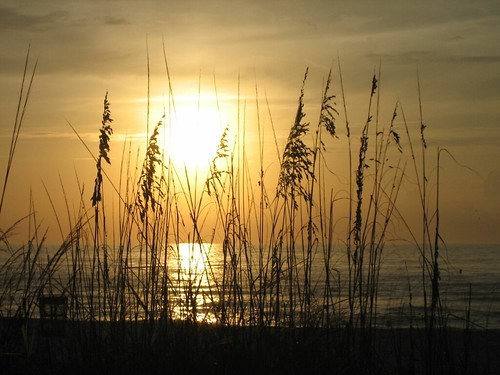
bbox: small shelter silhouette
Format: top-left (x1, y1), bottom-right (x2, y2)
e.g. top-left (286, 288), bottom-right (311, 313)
top-left (38, 294), bottom-right (68, 337)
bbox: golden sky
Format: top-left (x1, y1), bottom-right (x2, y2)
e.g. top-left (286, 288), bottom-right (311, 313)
top-left (1, 0), bottom-right (499, 244)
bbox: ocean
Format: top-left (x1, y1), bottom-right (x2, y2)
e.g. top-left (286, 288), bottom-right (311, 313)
top-left (1, 242), bottom-right (499, 329)
top-left (373, 243), bottom-right (500, 329)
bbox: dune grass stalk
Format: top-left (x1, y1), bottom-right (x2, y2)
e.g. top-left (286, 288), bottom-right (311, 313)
top-left (349, 74), bottom-right (377, 330)
top-left (0, 46), bottom-right (37, 217)
top-left (89, 92), bottom-right (113, 321)
top-left (295, 68), bottom-right (336, 327)
top-left (276, 69), bottom-right (313, 327)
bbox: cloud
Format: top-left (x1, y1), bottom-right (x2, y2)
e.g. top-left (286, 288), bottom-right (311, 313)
top-left (0, 6), bottom-right (66, 32)
top-left (451, 55), bottom-right (500, 64)
top-left (101, 15), bottom-right (130, 26)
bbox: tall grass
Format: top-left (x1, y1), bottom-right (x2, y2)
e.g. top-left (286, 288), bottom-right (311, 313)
top-left (0, 54), bottom-right (481, 374)
top-left (0, 46), bottom-right (37, 217)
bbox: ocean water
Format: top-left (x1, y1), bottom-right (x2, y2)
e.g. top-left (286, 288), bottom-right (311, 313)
top-left (374, 243), bottom-right (500, 328)
top-left (1, 242), bottom-right (499, 329)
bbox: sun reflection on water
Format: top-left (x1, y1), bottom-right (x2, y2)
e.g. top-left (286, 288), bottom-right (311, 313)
top-left (177, 242), bottom-right (208, 275)
top-left (168, 242), bottom-right (220, 323)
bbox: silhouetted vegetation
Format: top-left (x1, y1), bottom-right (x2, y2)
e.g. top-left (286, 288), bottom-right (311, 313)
top-left (1, 51), bottom-right (499, 374)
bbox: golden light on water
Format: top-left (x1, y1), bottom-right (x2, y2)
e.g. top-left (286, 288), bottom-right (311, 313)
top-left (176, 242), bottom-right (209, 275)
top-left (169, 242), bottom-right (220, 323)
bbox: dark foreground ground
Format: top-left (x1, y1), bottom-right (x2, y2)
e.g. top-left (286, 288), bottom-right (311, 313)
top-left (1, 317), bottom-right (499, 374)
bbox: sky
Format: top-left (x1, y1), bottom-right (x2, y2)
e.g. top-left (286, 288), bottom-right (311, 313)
top-left (0, 0), bottom-right (499, 245)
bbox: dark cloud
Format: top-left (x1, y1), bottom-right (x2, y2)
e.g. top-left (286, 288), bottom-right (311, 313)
top-left (101, 15), bottom-right (130, 26)
top-left (451, 55), bottom-right (500, 63)
top-left (365, 51), bottom-right (500, 66)
top-left (0, 6), bottom-right (66, 32)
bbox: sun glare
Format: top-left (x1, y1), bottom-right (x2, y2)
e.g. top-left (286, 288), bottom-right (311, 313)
top-left (163, 97), bottom-right (227, 170)
top-left (176, 242), bottom-right (209, 274)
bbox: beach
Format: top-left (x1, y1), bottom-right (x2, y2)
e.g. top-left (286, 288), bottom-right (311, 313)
top-left (2, 317), bottom-right (500, 374)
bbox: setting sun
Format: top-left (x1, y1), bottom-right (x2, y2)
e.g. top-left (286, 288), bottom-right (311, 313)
top-left (162, 95), bottom-right (229, 170)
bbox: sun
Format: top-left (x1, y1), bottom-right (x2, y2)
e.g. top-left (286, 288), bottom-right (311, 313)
top-left (163, 96), bottom-right (227, 171)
